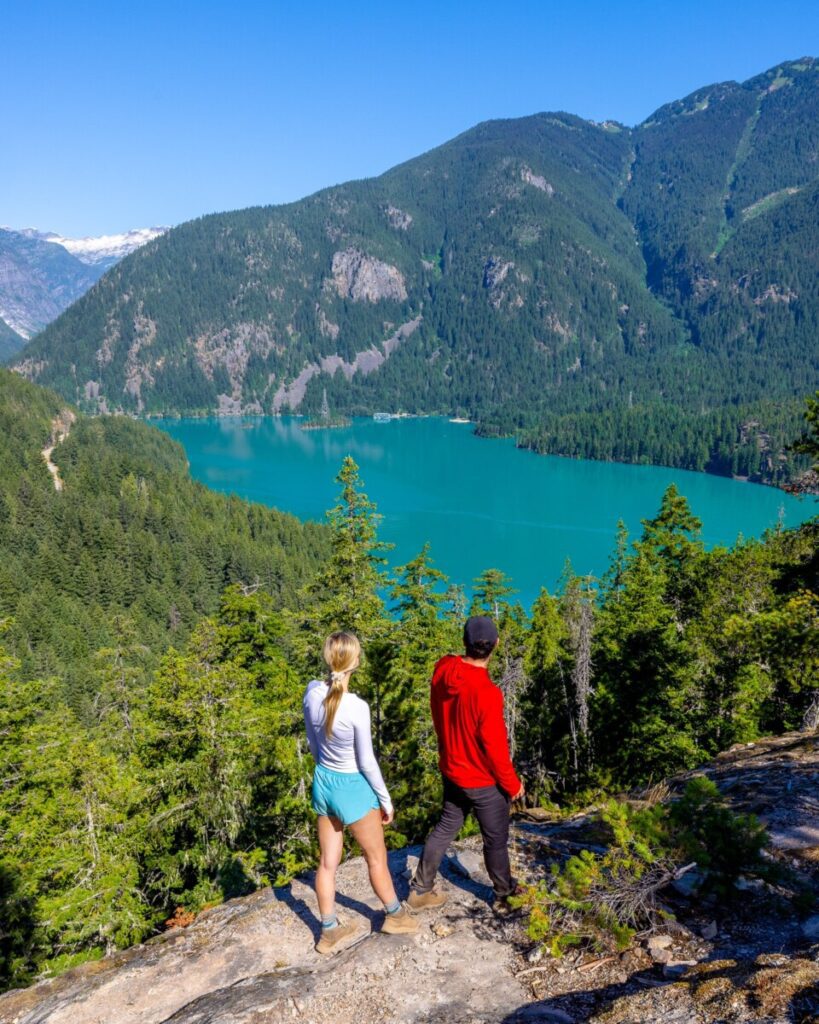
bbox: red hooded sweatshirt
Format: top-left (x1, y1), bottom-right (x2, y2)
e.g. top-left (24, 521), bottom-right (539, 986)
top-left (430, 654), bottom-right (521, 797)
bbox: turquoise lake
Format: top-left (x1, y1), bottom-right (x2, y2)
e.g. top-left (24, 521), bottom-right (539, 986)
top-left (155, 416), bottom-right (816, 610)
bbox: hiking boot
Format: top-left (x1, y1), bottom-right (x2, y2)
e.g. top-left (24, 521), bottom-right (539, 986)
top-left (316, 919), bottom-right (360, 954)
top-left (493, 884), bottom-right (526, 918)
top-left (381, 905), bottom-right (419, 935)
top-left (407, 888), bottom-right (448, 911)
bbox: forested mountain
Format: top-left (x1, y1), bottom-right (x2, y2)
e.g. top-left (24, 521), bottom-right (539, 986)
top-left (0, 318), bottom-right (23, 362)
top-left (13, 58), bottom-right (819, 484)
top-left (0, 369), bottom-right (328, 710)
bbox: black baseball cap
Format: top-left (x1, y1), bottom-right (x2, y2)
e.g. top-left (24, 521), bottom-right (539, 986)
top-left (463, 615), bottom-right (499, 647)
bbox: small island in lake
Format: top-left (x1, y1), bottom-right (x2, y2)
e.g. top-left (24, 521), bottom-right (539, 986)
top-left (299, 388), bottom-right (352, 430)
top-left (299, 415), bottom-right (351, 431)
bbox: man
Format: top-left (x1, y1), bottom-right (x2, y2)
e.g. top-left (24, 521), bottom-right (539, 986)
top-left (408, 615), bottom-right (524, 910)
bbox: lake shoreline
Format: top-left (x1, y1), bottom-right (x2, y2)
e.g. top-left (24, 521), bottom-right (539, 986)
top-left (152, 415), bottom-right (814, 611)
top-left (141, 410), bottom-right (815, 495)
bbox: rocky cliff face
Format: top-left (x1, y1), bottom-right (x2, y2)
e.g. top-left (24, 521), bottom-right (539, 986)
top-left (0, 229), bottom-right (100, 341)
top-left (329, 248), bottom-right (408, 303)
top-left (1, 733), bottom-right (817, 1024)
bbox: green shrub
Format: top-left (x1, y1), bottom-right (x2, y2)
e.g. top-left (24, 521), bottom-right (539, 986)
top-left (513, 799), bottom-right (674, 955)
top-left (515, 779), bottom-right (771, 956)
top-left (669, 776), bottom-right (769, 895)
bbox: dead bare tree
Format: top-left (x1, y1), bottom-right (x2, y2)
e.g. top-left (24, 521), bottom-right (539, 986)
top-left (562, 576), bottom-right (596, 770)
top-left (802, 690), bottom-right (819, 732)
top-left (500, 655), bottom-right (530, 759)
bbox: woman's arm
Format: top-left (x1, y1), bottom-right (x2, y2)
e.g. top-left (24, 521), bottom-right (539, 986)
top-left (303, 692), bottom-right (321, 762)
top-left (352, 699), bottom-right (393, 814)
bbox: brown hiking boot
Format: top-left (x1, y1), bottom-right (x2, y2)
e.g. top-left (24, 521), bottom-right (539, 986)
top-left (381, 905), bottom-right (419, 935)
top-left (493, 884), bottom-right (526, 918)
top-left (316, 918), bottom-right (360, 954)
top-left (407, 888), bottom-right (448, 911)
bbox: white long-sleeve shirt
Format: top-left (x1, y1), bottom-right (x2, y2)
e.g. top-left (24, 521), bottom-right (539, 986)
top-left (303, 679), bottom-right (392, 813)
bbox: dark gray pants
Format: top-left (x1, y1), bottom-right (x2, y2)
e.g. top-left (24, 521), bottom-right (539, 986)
top-left (412, 777), bottom-right (515, 896)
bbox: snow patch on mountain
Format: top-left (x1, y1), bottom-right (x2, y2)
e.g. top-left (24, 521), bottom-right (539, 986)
top-left (6, 226), bottom-right (168, 268)
top-left (41, 227), bottom-right (168, 266)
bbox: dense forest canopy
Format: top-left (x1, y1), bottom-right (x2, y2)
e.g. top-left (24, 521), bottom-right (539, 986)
top-left (0, 319), bottom-right (23, 363)
top-left (0, 370), bottom-right (329, 711)
top-left (0, 369), bottom-right (816, 989)
top-left (12, 58), bottom-right (819, 486)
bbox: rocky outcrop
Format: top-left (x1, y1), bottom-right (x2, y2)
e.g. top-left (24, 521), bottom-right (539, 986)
top-left (194, 322), bottom-right (279, 412)
top-left (329, 248), bottom-right (407, 303)
top-left (3, 733), bottom-right (817, 1024)
top-left (507, 733), bottom-right (819, 1024)
top-left (484, 257), bottom-right (522, 309)
top-left (520, 167), bottom-right (554, 196)
top-left (124, 315), bottom-right (158, 410)
top-left (271, 363), bottom-right (320, 413)
top-left (753, 284), bottom-right (798, 305)
top-left (384, 206), bottom-right (413, 230)
top-left (0, 842), bottom-right (528, 1024)
top-left (483, 257), bottom-right (514, 292)
top-left (315, 305), bottom-right (340, 340)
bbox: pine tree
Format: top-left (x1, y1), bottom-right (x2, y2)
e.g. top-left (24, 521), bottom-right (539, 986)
top-left (291, 457), bottom-right (393, 750)
top-left (380, 545), bottom-right (459, 839)
top-left (560, 573), bottom-right (596, 773)
top-left (300, 457), bottom-right (391, 649)
top-left (470, 567), bottom-right (517, 619)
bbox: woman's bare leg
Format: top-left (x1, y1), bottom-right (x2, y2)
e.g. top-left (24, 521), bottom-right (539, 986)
top-left (315, 815), bottom-right (344, 918)
top-left (348, 808), bottom-right (397, 907)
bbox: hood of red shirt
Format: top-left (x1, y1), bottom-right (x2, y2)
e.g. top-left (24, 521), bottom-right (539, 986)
top-left (433, 654), bottom-right (475, 695)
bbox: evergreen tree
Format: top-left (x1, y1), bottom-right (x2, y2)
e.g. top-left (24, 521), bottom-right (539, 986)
top-left (380, 545), bottom-right (459, 839)
top-left (292, 457), bottom-right (393, 750)
top-left (522, 588), bottom-right (569, 797)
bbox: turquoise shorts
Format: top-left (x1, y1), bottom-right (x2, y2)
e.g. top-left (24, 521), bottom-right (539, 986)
top-left (312, 764), bottom-right (380, 825)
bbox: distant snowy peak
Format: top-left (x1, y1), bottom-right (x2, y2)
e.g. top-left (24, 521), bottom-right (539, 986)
top-left (42, 227), bottom-right (168, 266)
top-left (0, 225), bottom-right (168, 342)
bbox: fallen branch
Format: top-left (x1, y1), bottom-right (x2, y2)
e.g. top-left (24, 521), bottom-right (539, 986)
top-left (515, 965), bottom-right (555, 977)
top-left (578, 955), bottom-right (617, 973)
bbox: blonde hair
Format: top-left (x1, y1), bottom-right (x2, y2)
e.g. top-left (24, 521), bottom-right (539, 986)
top-left (322, 631), bottom-right (361, 738)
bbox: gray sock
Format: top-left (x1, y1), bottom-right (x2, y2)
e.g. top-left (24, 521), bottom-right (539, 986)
top-left (384, 898), bottom-right (401, 915)
top-left (321, 914), bottom-right (339, 930)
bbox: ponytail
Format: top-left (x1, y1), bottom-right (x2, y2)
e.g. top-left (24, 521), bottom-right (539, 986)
top-left (322, 632), bottom-right (361, 738)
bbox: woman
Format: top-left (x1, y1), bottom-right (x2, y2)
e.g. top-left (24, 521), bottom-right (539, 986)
top-left (303, 631), bottom-right (418, 953)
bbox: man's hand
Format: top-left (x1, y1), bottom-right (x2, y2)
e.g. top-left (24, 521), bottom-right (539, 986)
top-left (381, 806), bottom-right (395, 826)
top-left (511, 784), bottom-right (525, 803)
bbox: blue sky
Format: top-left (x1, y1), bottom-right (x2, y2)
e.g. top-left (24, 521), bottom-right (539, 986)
top-left (3, 0), bottom-right (818, 235)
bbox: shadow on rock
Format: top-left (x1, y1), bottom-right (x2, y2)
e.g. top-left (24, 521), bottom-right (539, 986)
top-left (500, 949), bottom-right (819, 1024)
top-left (272, 876), bottom-right (381, 943)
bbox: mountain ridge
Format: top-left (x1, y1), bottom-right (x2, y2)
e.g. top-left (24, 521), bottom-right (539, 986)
top-left (12, 58), bottom-right (819, 485)
top-left (14, 227), bottom-right (168, 268)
